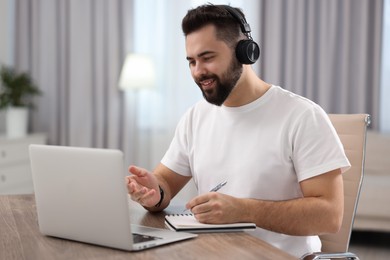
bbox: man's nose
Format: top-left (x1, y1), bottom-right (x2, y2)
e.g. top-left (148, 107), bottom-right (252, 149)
top-left (192, 62), bottom-right (206, 79)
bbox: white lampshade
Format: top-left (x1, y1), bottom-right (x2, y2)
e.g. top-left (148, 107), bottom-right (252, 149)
top-left (118, 54), bottom-right (156, 90)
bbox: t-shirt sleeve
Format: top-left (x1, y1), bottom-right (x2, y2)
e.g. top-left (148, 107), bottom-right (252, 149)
top-left (291, 106), bottom-right (351, 182)
top-left (161, 110), bottom-right (192, 177)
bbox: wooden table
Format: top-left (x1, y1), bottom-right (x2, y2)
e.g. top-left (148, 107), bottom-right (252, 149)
top-left (0, 195), bottom-right (297, 260)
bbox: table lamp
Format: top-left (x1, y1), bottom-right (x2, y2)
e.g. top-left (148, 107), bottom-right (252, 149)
top-left (118, 53), bottom-right (156, 165)
top-left (118, 53), bottom-right (156, 90)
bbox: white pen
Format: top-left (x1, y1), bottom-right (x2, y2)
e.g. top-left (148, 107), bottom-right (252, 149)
top-left (182, 181), bottom-right (228, 213)
top-left (209, 180), bottom-right (228, 192)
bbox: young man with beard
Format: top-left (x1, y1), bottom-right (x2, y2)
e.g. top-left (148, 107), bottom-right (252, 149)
top-left (126, 4), bottom-right (350, 257)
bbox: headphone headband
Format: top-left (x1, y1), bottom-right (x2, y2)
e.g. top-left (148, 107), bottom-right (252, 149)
top-left (221, 5), bottom-right (252, 37)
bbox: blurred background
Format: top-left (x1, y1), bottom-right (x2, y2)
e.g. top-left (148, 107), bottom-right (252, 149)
top-left (0, 0), bottom-right (387, 170)
top-left (1, 1), bottom-right (389, 258)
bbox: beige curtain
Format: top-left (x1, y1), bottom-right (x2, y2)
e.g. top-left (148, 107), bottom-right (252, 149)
top-left (257, 0), bottom-right (383, 129)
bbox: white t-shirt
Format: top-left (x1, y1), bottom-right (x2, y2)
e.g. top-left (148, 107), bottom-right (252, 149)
top-left (161, 85), bottom-right (350, 257)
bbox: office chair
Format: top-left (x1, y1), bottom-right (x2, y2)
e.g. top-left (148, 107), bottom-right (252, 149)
top-left (301, 114), bottom-right (370, 260)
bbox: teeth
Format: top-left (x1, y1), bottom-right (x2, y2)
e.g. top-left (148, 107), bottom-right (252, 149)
top-left (202, 79), bottom-right (213, 86)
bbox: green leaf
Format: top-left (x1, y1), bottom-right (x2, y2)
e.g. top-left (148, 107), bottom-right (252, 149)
top-left (0, 65), bottom-right (42, 109)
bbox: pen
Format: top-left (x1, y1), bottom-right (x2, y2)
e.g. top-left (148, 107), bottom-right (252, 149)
top-left (182, 181), bottom-right (228, 213)
top-left (209, 180), bottom-right (228, 192)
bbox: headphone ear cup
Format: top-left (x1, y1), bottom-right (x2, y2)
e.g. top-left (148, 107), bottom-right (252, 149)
top-left (235, 40), bottom-right (260, 64)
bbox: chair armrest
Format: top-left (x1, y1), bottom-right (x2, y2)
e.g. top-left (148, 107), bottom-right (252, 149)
top-left (301, 251), bottom-right (360, 260)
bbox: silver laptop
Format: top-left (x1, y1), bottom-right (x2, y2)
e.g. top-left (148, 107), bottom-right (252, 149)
top-left (29, 144), bottom-right (197, 251)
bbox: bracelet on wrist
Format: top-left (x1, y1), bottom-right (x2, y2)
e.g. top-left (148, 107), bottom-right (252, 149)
top-left (154, 185), bottom-right (164, 208)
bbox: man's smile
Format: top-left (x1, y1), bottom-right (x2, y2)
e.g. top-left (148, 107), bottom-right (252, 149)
top-left (199, 78), bottom-right (216, 91)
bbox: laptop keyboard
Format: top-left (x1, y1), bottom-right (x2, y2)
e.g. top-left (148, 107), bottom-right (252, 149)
top-left (132, 233), bottom-right (162, 243)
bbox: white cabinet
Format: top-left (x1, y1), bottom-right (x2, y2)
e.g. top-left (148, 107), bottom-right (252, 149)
top-left (0, 133), bottom-right (47, 194)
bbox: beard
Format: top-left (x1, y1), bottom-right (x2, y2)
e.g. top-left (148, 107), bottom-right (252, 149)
top-left (195, 58), bottom-right (243, 106)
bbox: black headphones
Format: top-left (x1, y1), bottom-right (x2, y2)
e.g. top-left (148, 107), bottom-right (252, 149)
top-left (221, 5), bottom-right (260, 65)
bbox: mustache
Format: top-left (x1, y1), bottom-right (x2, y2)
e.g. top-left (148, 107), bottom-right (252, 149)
top-left (195, 74), bottom-right (217, 84)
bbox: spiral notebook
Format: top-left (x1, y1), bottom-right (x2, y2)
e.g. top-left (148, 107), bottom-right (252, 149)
top-left (165, 213), bottom-right (256, 233)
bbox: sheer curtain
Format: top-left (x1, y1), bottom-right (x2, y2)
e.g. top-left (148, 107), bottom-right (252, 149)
top-left (257, 0), bottom-right (383, 129)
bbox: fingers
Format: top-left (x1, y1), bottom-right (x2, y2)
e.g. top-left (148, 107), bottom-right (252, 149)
top-left (127, 178), bottom-right (149, 197)
top-left (186, 193), bottom-right (232, 224)
top-left (186, 192), bottom-right (218, 214)
top-left (126, 166), bottom-right (152, 192)
top-left (128, 165), bottom-right (147, 177)
top-left (125, 165), bottom-right (160, 207)
top-left (128, 180), bottom-right (157, 206)
top-left (127, 179), bottom-right (144, 194)
top-left (126, 173), bottom-right (158, 207)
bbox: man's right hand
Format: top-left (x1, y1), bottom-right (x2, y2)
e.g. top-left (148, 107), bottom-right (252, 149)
top-left (125, 165), bottom-right (160, 207)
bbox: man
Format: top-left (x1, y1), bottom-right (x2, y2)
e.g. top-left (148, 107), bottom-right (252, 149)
top-left (126, 4), bottom-right (350, 257)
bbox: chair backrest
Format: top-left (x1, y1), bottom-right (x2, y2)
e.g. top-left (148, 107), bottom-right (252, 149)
top-left (319, 114), bottom-right (370, 252)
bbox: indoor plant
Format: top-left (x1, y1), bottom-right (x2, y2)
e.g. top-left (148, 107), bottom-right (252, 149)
top-left (0, 65), bottom-right (41, 138)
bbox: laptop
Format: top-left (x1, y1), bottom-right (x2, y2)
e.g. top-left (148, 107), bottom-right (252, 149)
top-left (29, 144), bottom-right (197, 251)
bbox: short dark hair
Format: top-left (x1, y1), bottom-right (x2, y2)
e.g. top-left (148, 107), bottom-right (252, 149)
top-left (181, 4), bottom-right (245, 49)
